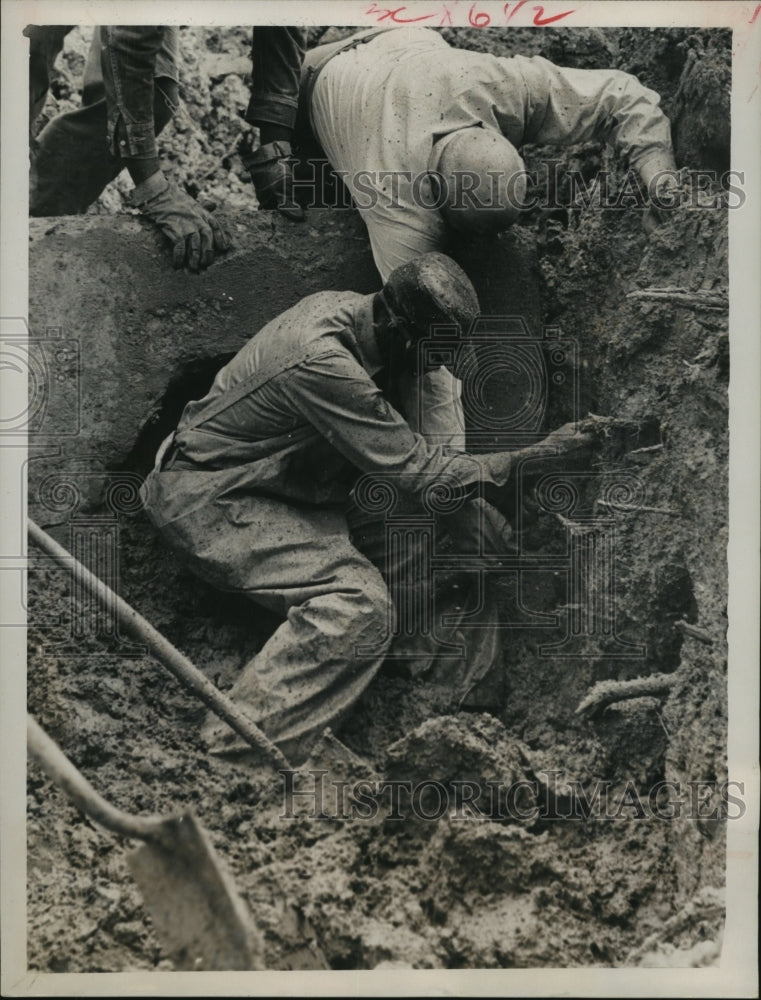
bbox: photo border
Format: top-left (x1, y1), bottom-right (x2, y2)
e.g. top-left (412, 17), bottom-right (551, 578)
top-left (2, 2), bottom-right (758, 996)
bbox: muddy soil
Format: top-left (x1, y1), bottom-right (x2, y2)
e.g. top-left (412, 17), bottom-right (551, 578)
top-left (27, 25), bottom-right (730, 972)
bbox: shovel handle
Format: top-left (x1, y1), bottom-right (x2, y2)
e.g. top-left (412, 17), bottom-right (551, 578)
top-left (28, 519), bottom-right (290, 771)
top-left (28, 715), bottom-right (165, 841)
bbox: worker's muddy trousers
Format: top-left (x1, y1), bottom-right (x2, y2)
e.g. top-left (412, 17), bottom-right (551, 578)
top-left (152, 493), bottom-right (394, 763)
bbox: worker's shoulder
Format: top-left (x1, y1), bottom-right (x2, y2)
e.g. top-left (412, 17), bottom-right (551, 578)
top-left (514, 50), bottom-right (642, 83)
top-left (272, 288), bottom-right (368, 329)
top-left (287, 288), bottom-right (368, 312)
top-left (256, 288), bottom-right (372, 354)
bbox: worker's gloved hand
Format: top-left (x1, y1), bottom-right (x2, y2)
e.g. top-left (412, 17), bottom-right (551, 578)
top-left (440, 497), bottom-right (513, 557)
top-left (133, 170), bottom-right (232, 271)
top-left (239, 133), bottom-right (304, 221)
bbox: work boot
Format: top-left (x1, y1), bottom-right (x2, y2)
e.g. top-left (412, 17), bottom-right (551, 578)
top-left (239, 134), bottom-right (304, 221)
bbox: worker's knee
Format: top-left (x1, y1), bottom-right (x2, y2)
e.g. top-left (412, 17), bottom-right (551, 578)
top-left (355, 567), bottom-right (390, 613)
top-left (355, 574), bottom-right (394, 655)
top-left (341, 564), bottom-right (392, 635)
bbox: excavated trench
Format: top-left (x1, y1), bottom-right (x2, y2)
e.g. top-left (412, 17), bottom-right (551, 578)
top-left (26, 25), bottom-right (730, 972)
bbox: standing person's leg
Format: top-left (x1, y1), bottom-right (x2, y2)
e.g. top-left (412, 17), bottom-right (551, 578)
top-left (241, 27), bottom-right (307, 219)
top-left (30, 28), bottom-right (179, 216)
top-left (80, 28), bottom-right (105, 105)
top-left (157, 494), bottom-right (393, 763)
top-left (26, 25), bottom-right (74, 130)
top-left (30, 31), bottom-right (117, 215)
top-left (247, 27), bottom-right (306, 140)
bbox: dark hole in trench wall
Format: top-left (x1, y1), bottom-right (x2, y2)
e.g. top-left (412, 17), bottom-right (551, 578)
top-left (122, 353), bottom-right (236, 476)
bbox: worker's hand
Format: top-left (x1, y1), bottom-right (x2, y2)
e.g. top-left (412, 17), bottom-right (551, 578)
top-left (643, 170), bottom-right (687, 233)
top-left (441, 497), bottom-right (513, 556)
top-left (239, 134), bottom-right (304, 221)
top-left (524, 420), bottom-right (596, 460)
top-left (481, 420), bottom-right (596, 486)
top-left (133, 170), bottom-right (232, 271)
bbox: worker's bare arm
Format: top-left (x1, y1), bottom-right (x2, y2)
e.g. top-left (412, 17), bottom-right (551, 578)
top-left (480, 420), bottom-right (596, 484)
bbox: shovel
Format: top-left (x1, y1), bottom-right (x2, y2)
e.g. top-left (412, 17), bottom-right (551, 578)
top-left (27, 518), bottom-right (290, 771)
top-left (27, 714), bottom-right (264, 971)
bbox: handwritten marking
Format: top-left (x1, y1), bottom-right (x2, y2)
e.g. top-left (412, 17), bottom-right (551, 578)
top-left (469, 3), bottom-right (491, 26)
top-left (365, 1), bottom-right (577, 27)
top-left (438, 3), bottom-right (454, 25)
top-left (365, 3), bottom-right (437, 23)
top-left (505, 0), bottom-right (529, 18)
top-left (532, 5), bottom-right (576, 25)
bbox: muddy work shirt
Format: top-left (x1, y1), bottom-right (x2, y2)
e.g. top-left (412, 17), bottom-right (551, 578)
top-left (308, 27), bottom-right (677, 279)
top-left (144, 290), bottom-right (495, 528)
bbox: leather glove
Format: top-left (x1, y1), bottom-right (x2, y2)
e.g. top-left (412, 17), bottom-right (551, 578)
top-left (133, 170), bottom-right (232, 271)
top-left (239, 134), bottom-right (304, 221)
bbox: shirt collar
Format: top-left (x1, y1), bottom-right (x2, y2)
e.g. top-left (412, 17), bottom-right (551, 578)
top-left (352, 294), bottom-right (384, 376)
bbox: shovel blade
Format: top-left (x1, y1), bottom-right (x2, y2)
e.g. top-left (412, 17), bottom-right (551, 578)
top-left (127, 812), bottom-right (263, 971)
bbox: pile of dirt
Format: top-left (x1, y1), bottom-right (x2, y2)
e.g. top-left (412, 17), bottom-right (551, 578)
top-left (26, 25), bottom-right (730, 971)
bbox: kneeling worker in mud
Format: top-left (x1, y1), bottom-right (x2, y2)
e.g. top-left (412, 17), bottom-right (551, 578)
top-left (141, 252), bottom-right (592, 764)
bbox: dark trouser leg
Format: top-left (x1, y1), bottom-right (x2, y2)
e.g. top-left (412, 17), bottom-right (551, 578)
top-left (241, 27), bottom-right (308, 217)
top-left (27, 25), bottom-right (74, 129)
top-left (30, 73), bottom-right (177, 216)
top-left (246, 27), bottom-right (307, 140)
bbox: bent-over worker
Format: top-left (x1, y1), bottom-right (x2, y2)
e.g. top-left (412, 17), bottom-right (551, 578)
top-left (297, 27), bottom-right (679, 278)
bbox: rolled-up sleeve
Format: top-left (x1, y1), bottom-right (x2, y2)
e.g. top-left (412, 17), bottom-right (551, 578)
top-left (516, 55), bottom-right (676, 178)
top-left (101, 25), bottom-right (165, 158)
top-left (280, 351), bottom-right (500, 493)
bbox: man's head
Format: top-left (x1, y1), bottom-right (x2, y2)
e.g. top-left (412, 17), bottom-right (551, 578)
top-left (429, 127), bottom-right (527, 235)
top-left (375, 252), bottom-right (479, 376)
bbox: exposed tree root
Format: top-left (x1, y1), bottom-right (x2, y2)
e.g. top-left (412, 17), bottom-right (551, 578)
top-left (575, 673), bottom-right (677, 716)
